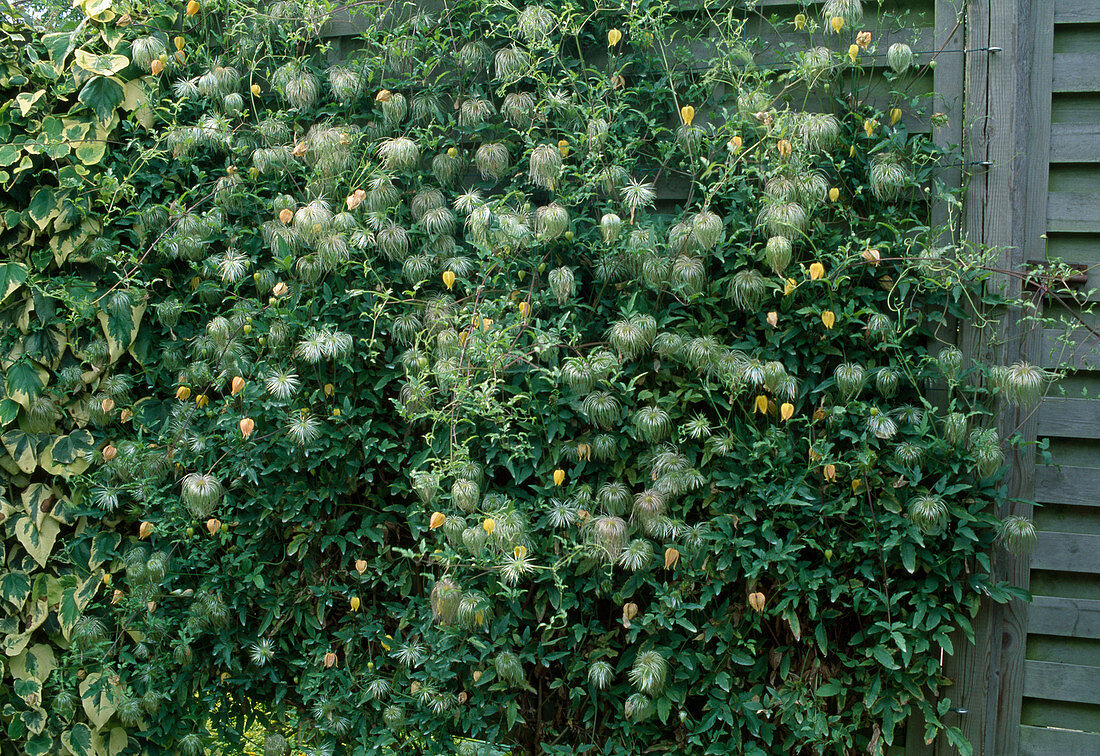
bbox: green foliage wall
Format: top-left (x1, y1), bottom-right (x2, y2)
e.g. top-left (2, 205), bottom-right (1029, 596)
top-left (0, 0), bottom-right (1046, 754)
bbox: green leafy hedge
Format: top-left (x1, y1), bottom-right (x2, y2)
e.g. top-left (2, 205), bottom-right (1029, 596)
top-left (0, 0), bottom-right (1044, 754)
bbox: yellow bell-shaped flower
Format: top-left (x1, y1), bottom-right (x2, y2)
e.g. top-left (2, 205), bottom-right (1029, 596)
top-left (607, 28), bottom-right (622, 47)
top-left (680, 105), bottom-right (695, 126)
top-left (442, 270), bottom-right (455, 290)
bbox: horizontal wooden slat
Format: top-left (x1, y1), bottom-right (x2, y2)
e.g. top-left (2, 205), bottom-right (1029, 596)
top-left (1032, 531), bottom-right (1100, 573)
top-left (1040, 328), bottom-right (1100, 369)
top-left (1035, 465), bottom-right (1100, 506)
top-left (1055, 0), bottom-right (1100, 24)
top-left (1048, 192), bottom-right (1100, 233)
top-left (1038, 398), bottom-right (1100, 439)
top-left (1053, 54), bottom-right (1100, 93)
top-left (1050, 123), bottom-right (1100, 164)
top-left (1024, 660), bottom-right (1100, 704)
top-left (1020, 725), bottom-right (1100, 756)
top-left (1029, 596), bottom-right (1100, 639)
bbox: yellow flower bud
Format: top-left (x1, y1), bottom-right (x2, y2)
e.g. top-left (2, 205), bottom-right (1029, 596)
top-left (518, 301), bottom-right (530, 319)
top-left (809, 262), bottom-right (825, 280)
top-left (664, 547), bottom-right (680, 570)
top-left (195, 394), bottom-right (209, 408)
top-left (829, 187), bottom-right (840, 202)
top-left (272, 282), bottom-right (288, 296)
top-left (748, 591), bottom-right (766, 612)
top-left (174, 36), bottom-right (185, 51)
top-left (848, 44), bottom-right (859, 62)
top-left (443, 270), bottom-right (455, 290)
top-left (728, 135), bottom-right (743, 153)
top-left (251, 83), bottom-right (261, 96)
top-left (794, 13), bottom-right (806, 30)
top-left (780, 403), bottom-right (794, 421)
top-left (830, 16), bottom-right (845, 33)
top-left (239, 417), bottom-right (255, 438)
top-left (176, 385), bottom-right (191, 401)
top-left (553, 469), bottom-right (565, 486)
top-left (824, 463), bottom-right (837, 481)
top-left (150, 59), bottom-right (164, 75)
top-left (430, 512), bottom-right (446, 530)
top-left (186, 0), bottom-right (200, 16)
top-left (350, 596), bottom-right (361, 612)
top-left (680, 105), bottom-right (695, 126)
top-left (766, 311), bottom-right (778, 328)
top-left (231, 376), bottom-right (245, 396)
top-left (864, 119), bottom-right (878, 138)
top-left (821, 310), bottom-right (836, 329)
top-left (776, 139), bottom-right (792, 158)
top-left (607, 28), bottom-right (622, 47)
top-left (206, 518), bottom-right (221, 535)
top-left (447, 146), bottom-right (458, 158)
top-left (101, 397), bottom-right (115, 413)
top-left (482, 517), bottom-right (495, 535)
top-left (355, 559), bottom-right (367, 574)
top-left (890, 107), bottom-right (903, 126)
top-left (754, 395), bottom-right (769, 414)
top-left (783, 278), bottom-right (797, 296)
top-left (139, 521), bottom-right (154, 539)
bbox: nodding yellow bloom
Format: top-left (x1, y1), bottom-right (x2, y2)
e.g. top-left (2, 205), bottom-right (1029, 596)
top-left (553, 468), bottom-right (565, 486)
top-left (824, 463), bottom-right (837, 482)
top-left (558, 139), bottom-right (570, 158)
top-left (830, 16), bottom-right (845, 33)
top-left (174, 36), bottom-right (185, 51)
top-left (809, 262), bottom-right (825, 280)
top-left (186, 0), bottom-right (200, 16)
top-left (829, 187), bottom-right (840, 202)
top-left (821, 310), bottom-right (836, 329)
top-left (766, 311), bottom-right (778, 328)
top-left (754, 395), bottom-right (769, 414)
top-left (783, 278), bottom-right (797, 296)
top-left (176, 385), bottom-right (192, 401)
top-left (447, 146), bottom-right (459, 158)
top-left (794, 13), bottom-right (806, 29)
top-left (239, 417), bottom-right (255, 438)
top-left (848, 44), bottom-right (859, 62)
top-left (518, 301), bottom-right (530, 319)
top-left (429, 512), bottom-right (446, 530)
top-left (513, 545), bottom-right (527, 559)
top-left (324, 383), bottom-right (335, 396)
top-left (728, 135), bottom-right (743, 152)
top-left (864, 119), bottom-right (878, 138)
top-left (862, 248), bottom-right (881, 265)
top-left (483, 517), bottom-right (495, 535)
top-left (442, 270), bottom-right (455, 290)
top-left (776, 139), bottom-right (792, 158)
top-left (139, 521), bottom-right (154, 539)
top-left (780, 403), bottom-right (794, 421)
top-left (849, 145), bottom-right (856, 158)
top-left (278, 208), bottom-right (293, 224)
top-left (375, 89), bottom-right (392, 102)
top-left (150, 59), bottom-right (164, 75)
top-left (890, 107), bottom-right (903, 126)
top-left (664, 547), bottom-right (680, 570)
top-left (481, 318), bottom-right (493, 331)
top-left (607, 28), bottom-right (622, 47)
top-left (458, 331), bottom-right (468, 347)
top-left (748, 591), bottom-right (766, 612)
top-left (250, 83), bottom-right (261, 96)
top-left (272, 282), bottom-right (288, 296)
top-left (355, 559), bottom-right (368, 574)
top-left (195, 394), bottom-right (209, 408)
top-left (231, 376), bottom-right (245, 396)
top-left (350, 596), bottom-right (360, 612)
top-left (680, 105), bottom-right (695, 126)
top-left (381, 635), bottom-right (392, 651)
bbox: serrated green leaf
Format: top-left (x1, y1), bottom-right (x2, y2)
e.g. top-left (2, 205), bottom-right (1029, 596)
top-left (901, 542), bottom-right (916, 574)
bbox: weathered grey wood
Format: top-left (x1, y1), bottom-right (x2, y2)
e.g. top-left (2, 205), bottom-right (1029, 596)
top-left (1052, 53), bottom-right (1100, 92)
top-left (1053, 0), bottom-right (1100, 24)
top-left (1034, 465), bottom-right (1100, 506)
top-left (1028, 596), bottom-right (1100, 639)
top-left (1031, 531), bottom-right (1100, 573)
top-left (1050, 123), bottom-right (1100, 164)
top-left (1037, 397), bottom-right (1100, 439)
top-left (1039, 328), bottom-right (1100, 370)
top-left (1023, 660), bottom-right (1100, 704)
top-left (1047, 192), bottom-right (1100, 233)
top-left (1020, 725), bottom-right (1100, 755)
